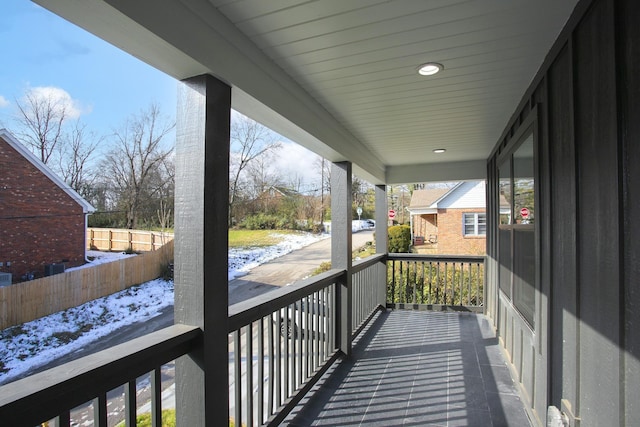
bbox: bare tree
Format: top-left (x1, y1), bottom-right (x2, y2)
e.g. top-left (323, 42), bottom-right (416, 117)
top-left (13, 87), bottom-right (101, 200)
top-left (229, 114), bottom-right (281, 226)
top-left (14, 88), bottom-right (69, 164)
top-left (314, 157), bottom-right (331, 226)
top-left (287, 172), bottom-right (305, 193)
top-left (247, 155), bottom-right (282, 205)
top-left (102, 104), bottom-right (175, 229)
top-left (57, 121), bottom-right (101, 197)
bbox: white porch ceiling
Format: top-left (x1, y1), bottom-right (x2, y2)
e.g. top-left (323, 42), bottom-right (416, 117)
top-left (36, 0), bottom-right (578, 184)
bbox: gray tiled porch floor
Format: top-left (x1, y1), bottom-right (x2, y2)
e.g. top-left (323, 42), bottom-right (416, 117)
top-left (283, 310), bottom-right (532, 427)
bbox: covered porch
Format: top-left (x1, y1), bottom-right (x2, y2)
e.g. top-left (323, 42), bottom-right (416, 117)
top-left (2, 0), bottom-right (640, 425)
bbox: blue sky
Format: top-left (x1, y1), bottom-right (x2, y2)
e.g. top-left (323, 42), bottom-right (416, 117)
top-left (0, 1), bottom-right (324, 189)
top-left (0, 1), bottom-right (177, 139)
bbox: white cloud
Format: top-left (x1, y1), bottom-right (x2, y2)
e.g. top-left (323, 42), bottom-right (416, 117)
top-left (0, 95), bottom-right (9, 108)
top-left (23, 86), bottom-right (85, 119)
top-left (269, 141), bottom-right (323, 191)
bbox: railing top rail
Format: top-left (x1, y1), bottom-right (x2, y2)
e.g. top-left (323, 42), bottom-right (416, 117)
top-left (228, 268), bottom-right (346, 332)
top-left (0, 324), bottom-right (200, 427)
top-left (387, 253), bottom-right (486, 263)
top-left (352, 253), bottom-right (386, 274)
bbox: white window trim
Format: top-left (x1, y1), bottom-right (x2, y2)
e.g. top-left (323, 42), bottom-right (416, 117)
top-left (463, 212), bottom-right (486, 236)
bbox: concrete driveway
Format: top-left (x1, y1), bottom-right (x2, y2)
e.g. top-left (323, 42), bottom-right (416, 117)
top-left (229, 230), bottom-right (374, 304)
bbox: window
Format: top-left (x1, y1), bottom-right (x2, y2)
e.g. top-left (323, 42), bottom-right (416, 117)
top-left (497, 128), bottom-right (536, 327)
top-left (463, 213), bottom-right (486, 236)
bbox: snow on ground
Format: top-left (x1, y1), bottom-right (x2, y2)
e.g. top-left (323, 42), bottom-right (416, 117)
top-left (228, 232), bottom-right (327, 280)
top-left (0, 279), bottom-right (173, 385)
top-left (0, 231), bottom-right (327, 385)
top-left (72, 250), bottom-right (138, 270)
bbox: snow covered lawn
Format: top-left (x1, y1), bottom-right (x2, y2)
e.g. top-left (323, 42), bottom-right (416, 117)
top-left (0, 231), bottom-right (327, 385)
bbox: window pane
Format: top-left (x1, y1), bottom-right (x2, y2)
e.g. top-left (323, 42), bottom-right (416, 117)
top-left (512, 131), bottom-right (535, 326)
top-left (499, 228), bottom-right (511, 298)
top-left (463, 213), bottom-right (474, 235)
top-left (513, 227), bottom-right (535, 326)
top-left (499, 162), bottom-right (512, 225)
top-left (514, 135), bottom-right (534, 224)
top-left (478, 214), bottom-right (487, 235)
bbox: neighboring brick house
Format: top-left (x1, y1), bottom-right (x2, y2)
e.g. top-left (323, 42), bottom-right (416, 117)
top-left (408, 181), bottom-right (489, 255)
top-left (0, 129), bottom-right (94, 283)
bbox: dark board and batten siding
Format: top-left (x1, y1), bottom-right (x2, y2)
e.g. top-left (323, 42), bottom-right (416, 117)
top-left (621, 0), bottom-right (640, 426)
top-left (486, 0), bottom-right (640, 425)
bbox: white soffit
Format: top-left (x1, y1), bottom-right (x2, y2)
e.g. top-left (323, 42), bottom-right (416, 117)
top-left (35, 0), bottom-right (578, 184)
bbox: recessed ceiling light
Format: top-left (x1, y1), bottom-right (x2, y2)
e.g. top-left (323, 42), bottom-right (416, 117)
top-left (433, 148), bottom-right (446, 153)
top-left (418, 62), bottom-right (443, 76)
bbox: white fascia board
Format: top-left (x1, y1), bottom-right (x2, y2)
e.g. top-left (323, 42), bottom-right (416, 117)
top-left (430, 182), bottom-right (464, 208)
top-left (407, 208), bottom-right (438, 215)
top-left (386, 160), bottom-right (486, 185)
top-left (0, 129), bottom-right (95, 214)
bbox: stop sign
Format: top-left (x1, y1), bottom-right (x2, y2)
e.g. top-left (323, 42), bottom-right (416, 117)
top-left (388, 209), bottom-right (396, 219)
top-left (520, 207), bottom-right (530, 219)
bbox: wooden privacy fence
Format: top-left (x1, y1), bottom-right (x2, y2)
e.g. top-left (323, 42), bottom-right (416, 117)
top-left (87, 228), bottom-right (174, 252)
top-left (0, 240), bottom-right (174, 330)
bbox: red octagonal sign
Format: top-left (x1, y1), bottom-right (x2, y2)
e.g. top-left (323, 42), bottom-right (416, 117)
top-left (520, 207), bottom-right (530, 219)
top-left (388, 209), bottom-right (396, 219)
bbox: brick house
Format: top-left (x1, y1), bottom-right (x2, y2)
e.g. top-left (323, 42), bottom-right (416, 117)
top-left (408, 181), bottom-right (501, 255)
top-left (0, 129), bottom-right (94, 283)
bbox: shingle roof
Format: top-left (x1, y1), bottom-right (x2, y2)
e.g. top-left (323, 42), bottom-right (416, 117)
top-left (408, 188), bottom-right (451, 209)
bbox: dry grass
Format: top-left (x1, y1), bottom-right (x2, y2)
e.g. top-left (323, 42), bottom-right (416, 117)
top-left (228, 229), bottom-right (299, 248)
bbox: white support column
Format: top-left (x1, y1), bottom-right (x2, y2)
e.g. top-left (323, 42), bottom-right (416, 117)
top-left (174, 74), bottom-right (230, 427)
top-left (331, 161), bottom-right (352, 357)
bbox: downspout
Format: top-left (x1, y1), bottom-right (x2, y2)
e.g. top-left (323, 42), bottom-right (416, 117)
top-left (84, 213), bottom-right (91, 262)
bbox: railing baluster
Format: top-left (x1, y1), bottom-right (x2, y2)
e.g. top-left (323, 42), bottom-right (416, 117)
top-left (460, 262), bottom-right (465, 306)
top-left (471, 262), bottom-right (475, 305)
top-left (305, 295), bottom-right (311, 380)
top-left (234, 330), bottom-right (242, 427)
top-left (290, 304), bottom-right (297, 393)
top-left (289, 303), bottom-right (296, 396)
top-left (320, 287), bottom-right (326, 363)
top-left (400, 260), bottom-right (406, 302)
top-left (94, 394), bottom-right (107, 427)
top-left (420, 262), bottom-right (425, 304)
top-left (152, 367), bottom-right (162, 427)
top-left (312, 292), bottom-right (318, 371)
top-left (297, 299), bottom-right (303, 388)
top-left (247, 323), bottom-right (254, 427)
top-left (467, 262), bottom-right (471, 305)
top-left (57, 411), bottom-right (71, 427)
top-left (436, 262), bottom-right (441, 303)
top-left (458, 262), bottom-right (463, 306)
top-left (283, 307), bottom-right (289, 404)
top-left (124, 379), bottom-right (136, 427)
top-left (428, 261), bottom-right (433, 304)
top-left (268, 315), bottom-right (274, 417)
top-left (276, 309), bottom-right (282, 409)
top-left (258, 317), bottom-right (265, 426)
top-left (391, 260), bottom-right (396, 303)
